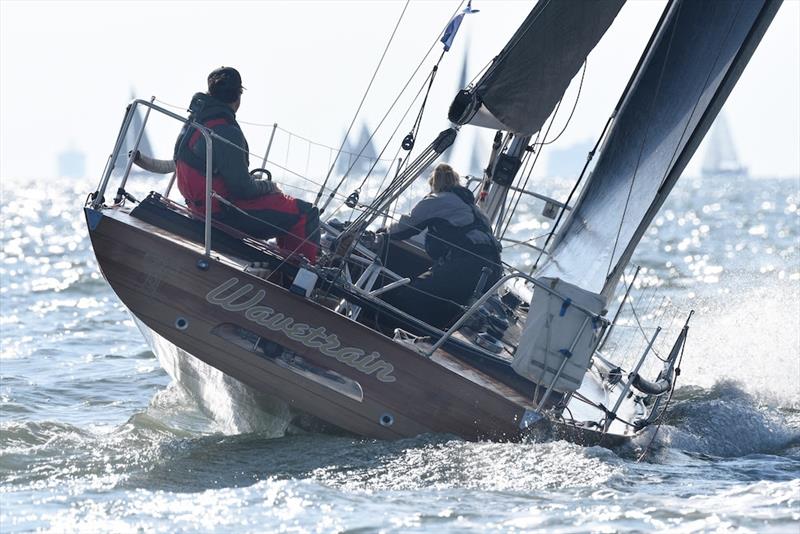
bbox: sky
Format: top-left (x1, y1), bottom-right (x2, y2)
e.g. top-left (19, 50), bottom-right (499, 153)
top-left (1, 0), bottom-right (799, 189)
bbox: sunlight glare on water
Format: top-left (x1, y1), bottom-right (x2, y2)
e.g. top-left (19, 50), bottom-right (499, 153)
top-left (1, 172), bottom-right (798, 532)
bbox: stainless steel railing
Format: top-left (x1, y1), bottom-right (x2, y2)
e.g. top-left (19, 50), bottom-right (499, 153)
top-left (91, 99), bottom-right (216, 257)
top-left (425, 271), bottom-right (607, 358)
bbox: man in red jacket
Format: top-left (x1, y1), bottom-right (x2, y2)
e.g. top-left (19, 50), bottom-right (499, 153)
top-left (170, 67), bottom-right (319, 262)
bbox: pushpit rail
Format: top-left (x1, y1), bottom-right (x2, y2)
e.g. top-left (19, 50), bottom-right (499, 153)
top-left (90, 99), bottom-right (216, 257)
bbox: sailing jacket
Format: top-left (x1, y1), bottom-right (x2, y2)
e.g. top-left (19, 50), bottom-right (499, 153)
top-left (173, 92), bottom-right (277, 214)
top-left (387, 185), bottom-right (502, 262)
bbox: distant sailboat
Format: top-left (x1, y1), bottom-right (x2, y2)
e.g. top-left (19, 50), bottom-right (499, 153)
top-left (335, 122), bottom-right (383, 178)
top-left (702, 113), bottom-right (748, 177)
top-left (456, 43), bottom-right (485, 179)
top-left (112, 90), bottom-right (154, 177)
top-left (57, 144), bottom-right (86, 178)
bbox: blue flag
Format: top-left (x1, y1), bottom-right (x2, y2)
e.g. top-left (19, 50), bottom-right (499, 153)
top-left (440, 1), bottom-right (479, 52)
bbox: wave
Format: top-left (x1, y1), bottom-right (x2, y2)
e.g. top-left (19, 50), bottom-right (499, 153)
top-left (629, 380), bottom-right (800, 460)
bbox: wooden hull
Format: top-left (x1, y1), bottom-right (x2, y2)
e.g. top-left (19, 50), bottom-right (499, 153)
top-left (86, 206), bottom-right (531, 441)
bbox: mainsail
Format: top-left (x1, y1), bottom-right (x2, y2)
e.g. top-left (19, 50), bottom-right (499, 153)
top-left (449, 0), bottom-right (625, 136)
top-left (537, 0), bottom-right (782, 300)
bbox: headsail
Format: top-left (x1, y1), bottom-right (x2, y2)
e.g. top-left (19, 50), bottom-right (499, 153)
top-left (449, 0), bottom-right (625, 136)
top-left (537, 0), bottom-right (782, 300)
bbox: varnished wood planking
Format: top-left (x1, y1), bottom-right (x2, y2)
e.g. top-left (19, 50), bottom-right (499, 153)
top-left (89, 207), bottom-right (528, 440)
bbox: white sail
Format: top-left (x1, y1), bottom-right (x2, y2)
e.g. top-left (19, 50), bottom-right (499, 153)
top-left (537, 0), bottom-right (780, 301)
top-left (702, 113), bottom-right (748, 176)
top-left (112, 92), bottom-right (153, 176)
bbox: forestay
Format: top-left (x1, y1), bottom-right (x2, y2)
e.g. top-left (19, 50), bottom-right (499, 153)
top-left (537, 0), bottom-right (782, 300)
top-left (448, 0), bottom-right (625, 136)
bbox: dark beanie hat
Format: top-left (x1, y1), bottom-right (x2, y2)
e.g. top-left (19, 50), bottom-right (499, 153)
top-left (207, 66), bottom-right (244, 103)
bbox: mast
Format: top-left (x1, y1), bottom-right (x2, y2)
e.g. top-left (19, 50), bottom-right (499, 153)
top-left (447, 0), bottom-right (626, 232)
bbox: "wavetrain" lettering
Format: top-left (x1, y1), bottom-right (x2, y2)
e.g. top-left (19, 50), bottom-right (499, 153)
top-left (206, 277), bottom-right (397, 383)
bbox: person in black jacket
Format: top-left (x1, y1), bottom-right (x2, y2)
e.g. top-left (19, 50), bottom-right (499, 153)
top-left (380, 163), bottom-right (502, 329)
top-left (135, 67), bottom-right (319, 262)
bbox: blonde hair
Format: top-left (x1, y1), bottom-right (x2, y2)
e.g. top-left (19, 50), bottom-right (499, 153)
top-left (428, 163), bottom-right (460, 193)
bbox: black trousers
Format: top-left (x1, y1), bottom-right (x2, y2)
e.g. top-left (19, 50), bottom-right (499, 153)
top-left (382, 249), bottom-right (501, 330)
top-left (218, 199), bottom-right (320, 261)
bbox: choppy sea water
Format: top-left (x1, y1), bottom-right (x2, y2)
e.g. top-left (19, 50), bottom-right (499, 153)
top-left (1, 174), bottom-right (798, 533)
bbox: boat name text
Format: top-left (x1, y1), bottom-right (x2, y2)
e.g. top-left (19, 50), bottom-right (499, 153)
top-left (206, 277), bottom-right (396, 383)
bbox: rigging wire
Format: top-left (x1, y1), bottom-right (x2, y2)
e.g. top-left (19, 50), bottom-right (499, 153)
top-left (496, 60), bottom-right (584, 249)
top-left (318, 1), bottom-right (466, 213)
top-left (314, 0), bottom-right (411, 207)
top-left (320, 1), bottom-right (468, 214)
top-left (354, 68), bottom-right (441, 195)
top-left (498, 96), bottom-right (563, 240)
top-left (635, 326), bottom-right (688, 463)
top-left (501, 231), bottom-right (552, 248)
top-left (155, 101), bottom-right (394, 165)
top-left (529, 112), bottom-right (615, 273)
top-left (402, 49), bottom-right (447, 154)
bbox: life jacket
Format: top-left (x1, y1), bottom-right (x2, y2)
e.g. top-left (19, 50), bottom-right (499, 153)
top-left (173, 93), bottom-right (260, 215)
top-left (174, 117), bottom-right (231, 215)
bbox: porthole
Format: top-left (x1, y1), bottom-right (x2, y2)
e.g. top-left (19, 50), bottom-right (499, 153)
top-left (379, 413), bottom-right (394, 427)
top-left (175, 317), bottom-right (189, 330)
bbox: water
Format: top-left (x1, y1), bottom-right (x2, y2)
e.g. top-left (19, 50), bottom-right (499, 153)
top-left (1, 174), bottom-right (799, 532)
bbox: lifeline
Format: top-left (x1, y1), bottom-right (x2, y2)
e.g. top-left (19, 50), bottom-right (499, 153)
top-left (206, 277), bottom-right (397, 383)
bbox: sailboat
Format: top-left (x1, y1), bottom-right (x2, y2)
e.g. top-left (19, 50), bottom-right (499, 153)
top-left (84, 0), bottom-right (782, 444)
top-left (112, 91), bottom-right (154, 177)
top-left (702, 113), bottom-right (749, 177)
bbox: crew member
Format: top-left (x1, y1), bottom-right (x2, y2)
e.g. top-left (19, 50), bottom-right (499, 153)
top-left (172, 66), bottom-right (319, 261)
top-left (380, 163), bottom-right (502, 329)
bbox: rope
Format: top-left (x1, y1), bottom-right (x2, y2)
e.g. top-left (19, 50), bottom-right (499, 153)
top-left (320, 1), bottom-right (467, 213)
top-left (636, 326), bottom-right (688, 463)
top-left (314, 0), bottom-right (411, 206)
top-left (534, 61), bottom-right (587, 147)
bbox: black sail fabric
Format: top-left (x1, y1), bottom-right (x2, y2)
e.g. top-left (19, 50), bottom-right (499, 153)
top-left (537, 0), bottom-right (782, 299)
top-left (450, 0), bottom-right (625, 135)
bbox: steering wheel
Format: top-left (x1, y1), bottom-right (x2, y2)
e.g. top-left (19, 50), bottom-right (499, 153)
top-left (249, 168), bottom-right (272, 181)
